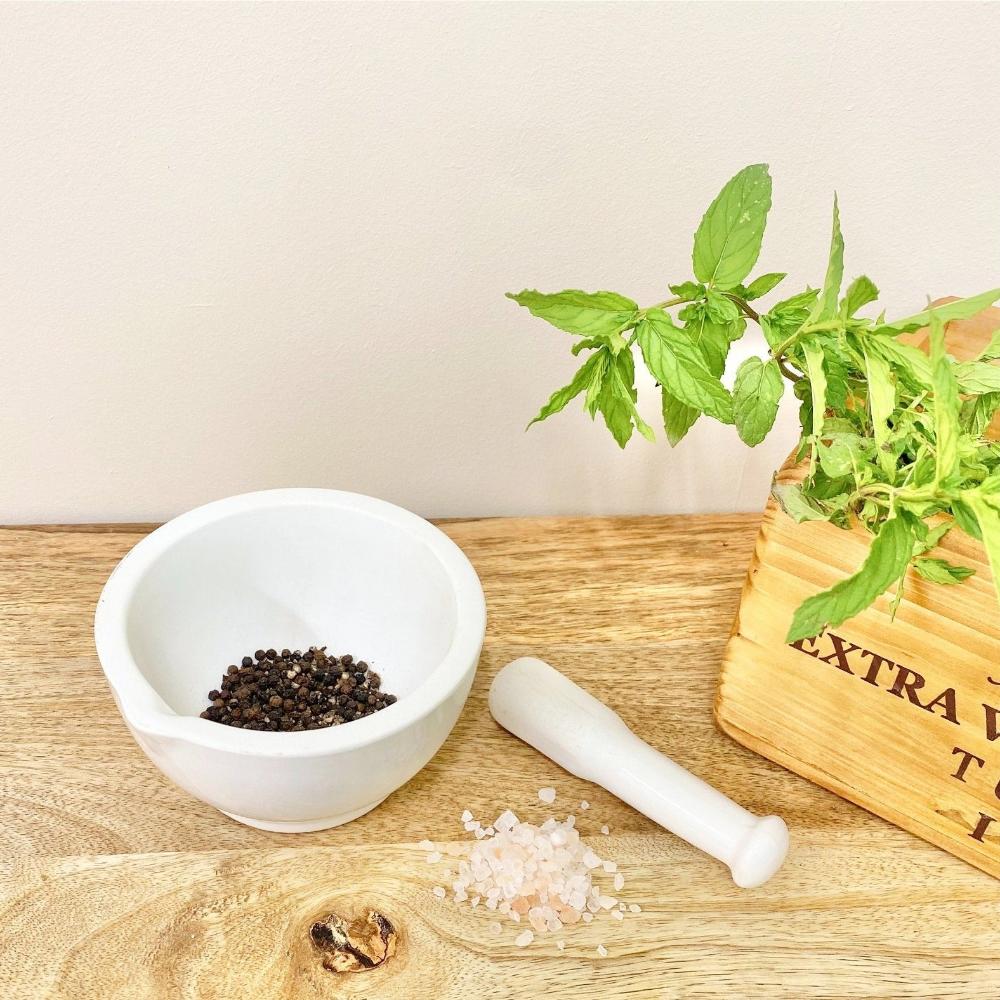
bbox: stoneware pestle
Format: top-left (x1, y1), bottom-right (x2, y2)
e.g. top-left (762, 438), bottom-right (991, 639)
top-left (489, 656), bottom-right (789, 888)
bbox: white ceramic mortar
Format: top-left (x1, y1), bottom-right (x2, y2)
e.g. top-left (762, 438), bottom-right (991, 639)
top-left (94, 488), bottom-right (486, 832)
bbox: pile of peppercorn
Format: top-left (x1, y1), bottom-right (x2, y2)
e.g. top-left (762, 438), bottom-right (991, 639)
top-left (199, 647), bottom-right (397, 731)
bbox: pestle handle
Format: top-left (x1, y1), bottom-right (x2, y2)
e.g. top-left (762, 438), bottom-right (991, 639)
top-left (488, 656), bottom-right (788, 888)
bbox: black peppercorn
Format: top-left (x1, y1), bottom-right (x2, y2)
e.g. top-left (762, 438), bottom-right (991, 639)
top-left (201, 647), bottom-right (394, 732)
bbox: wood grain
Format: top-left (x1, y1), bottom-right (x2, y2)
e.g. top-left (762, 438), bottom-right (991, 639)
top-left (2, 513), bottom-right (999, 997)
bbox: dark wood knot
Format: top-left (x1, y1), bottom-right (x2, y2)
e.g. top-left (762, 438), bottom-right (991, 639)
top-left (309, 908), bottom-right (398, 973)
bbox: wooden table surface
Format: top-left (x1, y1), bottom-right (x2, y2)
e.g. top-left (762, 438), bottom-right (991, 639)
top-left (2, 516), bottom-right (998, 999)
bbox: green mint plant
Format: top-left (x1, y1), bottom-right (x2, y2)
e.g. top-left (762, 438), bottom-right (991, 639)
top-left (507, 164), bottom-right (1000, 643)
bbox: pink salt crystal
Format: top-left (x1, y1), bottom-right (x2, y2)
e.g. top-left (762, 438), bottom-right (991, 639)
top-left (618, 902), bottom-right (626, 911)
top-left (418, 839), bottom-right (435, 851)
top-left (600, 825), bottom-right (610, 836)
top-left (556, 940), bottom-right (566, 951)
top-left (612, 910), bottom-right (623, 921)
top-left (580, 800), bottom-right (590, 810)
top-left (538, 787), bottom-right (556, 804)
top-left (461, 809), bottom-right (473, 823)
top-left (495, 810), bottom-right (519, 832)
top-left (432, 886), bottom-right (446, 899)
top-left (602, 860), bottom-right (617, 873)
top-left (614, 873), bottom-right (625, 892)
top-left (597, 944), bottom-right (608, 957)
top-left (512, 825), bottom-right (534, 846)
top-left (418, 803), bottom-right (628, 943)
top-left (515, 930), bottom-right (534, 947)
top-left (628, 904), bottom-right (641, 913)
top-left (489, 921), bottom-right (502, 935)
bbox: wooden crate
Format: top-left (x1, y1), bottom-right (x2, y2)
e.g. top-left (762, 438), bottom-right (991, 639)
top-left (716, 306), bottom-right (1000, 878)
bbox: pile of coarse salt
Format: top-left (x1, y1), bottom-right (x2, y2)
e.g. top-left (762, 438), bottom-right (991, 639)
top-left (421, 788), bottom-right (640, 955)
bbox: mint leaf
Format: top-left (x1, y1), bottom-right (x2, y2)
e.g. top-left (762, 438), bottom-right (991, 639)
top-left (661, 389), bottom-right (699, 446)
top-left (608, 349), bottom-right (654, 443)
top-left (870, 333), bottom-right (933, 388)
top-left (596, 349), bottom-right (639, 447)
top-left (786, 512), bottom-right (916, 643)
top-left (761, 287), bottom-right (819, 350)
top-left (953, 498), bottom-right (983, 540)
top-left (668, 281), bottom-right (705, 300)
top-left (773, 482), bottom-right (828, 522)
top-left (976, 328), bottom-right (1000, 361)
top-left (584, 352), bottom-right (608, 416)
top-left (842, 275), bottom-right (879, 317)
top-left (773, 287), bottom-right (820, 314)
top-left (636, 310), bottom-right (734, 423)
top-left (821, 349), bottom-right (851, 411)
top-left (966, 494), bottom-right (1000, 607)
top-left (692, 164), bottom-right (772, 289)
top-left (809, 195), bottom-right (844, 322)
top-left (879, 288), bottom-right (1000, 334)
top-left (961, 391), bottom-right (1000, 436)
top-left (978, 471), bottom-right (1000, 496)
top-left (862, 340), bottom-right (896, 474)
top-left (744, 272), bottom-right (786, 300)
top-left (732, 356), bottom-right (783, 445)
top-left (507, 289), bottom-right (638, 338)
top-left (913, 557), bottom-right (975, 584)
top-left (527, 350), bottom-right (607, 428)
top-left (571, 337), bottom-right (605, 356)
top-left (929, 310), bottom-right (960, 485)
top-left (704, 288), bottom-right (741, 324)
top-left (913, 520), bottom-right (952, 555)
top-left (802, 338), bottom-right (828, 468)
top-left (681, 303), bottom-right (742, 376)
top-left (955, 361), bottom-right (1000, 394)
top-left (817, 436), bottom-right (863, 479)
top-left (663, 299), bottom-right (744, 444)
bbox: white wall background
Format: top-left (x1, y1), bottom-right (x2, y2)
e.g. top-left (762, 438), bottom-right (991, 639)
top-left (2, 1), bottom-right (999, 523)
